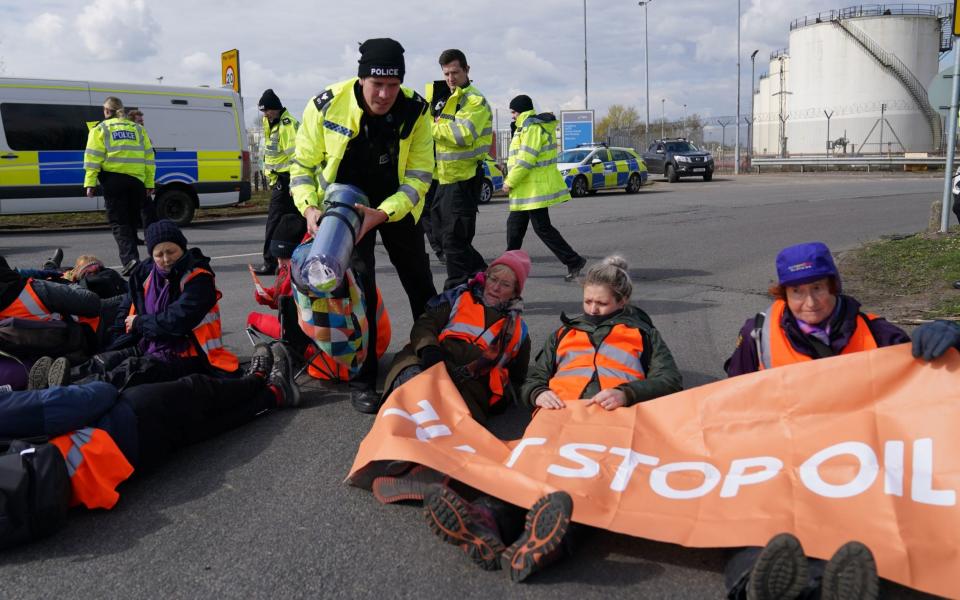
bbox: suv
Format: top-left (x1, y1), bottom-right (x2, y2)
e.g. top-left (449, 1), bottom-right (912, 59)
top-left (642, 138), bottom-right (714, 182)
top-left (556, 143), bottom-right (648, 197)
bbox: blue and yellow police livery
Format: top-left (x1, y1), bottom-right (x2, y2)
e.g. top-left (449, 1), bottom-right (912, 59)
top-left (556, 144), bottom-right (648, 198)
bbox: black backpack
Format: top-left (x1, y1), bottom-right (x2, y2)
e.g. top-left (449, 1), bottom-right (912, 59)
top-left (0, 317), bottom-right (96, 363)
top-left (0, 440), bottom-right (71, 550)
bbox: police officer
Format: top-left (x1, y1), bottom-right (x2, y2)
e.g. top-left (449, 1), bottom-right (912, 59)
top-left (502, 95), bottom-right (586, 282)
top-left (125, 108), bottom-right (158, 245)
top-left (290, 38), bottom-right (437, 413)
top-left (429, 49), bottom-right (492, 289)
top-left (84, 96), bottom-right (155, 275)
top-left (253, 89), bottom-right (303, 276)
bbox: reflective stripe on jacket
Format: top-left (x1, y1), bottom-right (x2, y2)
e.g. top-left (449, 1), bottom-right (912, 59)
top-left (757, 299), bottom-right (878, 369)
top-left (548, 324), bottom-right (646, 400)
top-left (83, 117), bottom-right (155, 188)
top-left (505, 110), bottom-right (570, 211)
top-left (263, 109), bottom-right (299, 184)
top-left (0, 279), bottom-right (61, 321)
top-left (132, 267), bottom-right (239, 372)
top-left (438, 289), bottom-right (526, 407)
top-left (50, 427), bottom-right (134, 509)
top-left (431, 83), bottom-right (492, 184)
top-left (290, 78), bottom-right (434, 222)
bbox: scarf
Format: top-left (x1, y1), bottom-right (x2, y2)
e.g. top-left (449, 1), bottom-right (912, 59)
top-left (140, 263), bottom-right (189, 360)
top-left (795, 298), bottom-right (842, 346)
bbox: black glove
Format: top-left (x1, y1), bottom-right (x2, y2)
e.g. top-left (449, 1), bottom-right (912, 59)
top-left (912, 320), bottom-right (960, 362)
top-left (418, 345), bottom-right (445, 369)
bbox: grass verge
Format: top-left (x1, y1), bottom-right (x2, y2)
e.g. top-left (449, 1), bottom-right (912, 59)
top-left (0, 191), bottom-right (270, 230)
top-left (840, 229), bottom-right (960, 323)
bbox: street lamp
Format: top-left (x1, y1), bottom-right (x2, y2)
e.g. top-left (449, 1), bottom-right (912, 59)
top-left (639, 1), bottom-right (654, 144)
top-left (682, 103), bottom-right (687, 137)
top-left (661, 98), bottom-right (665, 140)
top-left (734, 0), bottom-right (741, 175)
top-left (583, 0), bottom-right (588, 109)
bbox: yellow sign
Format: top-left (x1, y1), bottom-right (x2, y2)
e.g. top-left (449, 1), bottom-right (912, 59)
top-left (955, 0), bottom-right (960, 37)
top-left (221, 49), bottom-right (240, 93)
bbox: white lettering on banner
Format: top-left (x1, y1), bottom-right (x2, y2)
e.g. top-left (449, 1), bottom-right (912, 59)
top-left (912, 438), bottom-right (956, 506)
top-left (720, 457), bottom-right (784, 498)
top-left (884, 440), bottom-right (905, 497)
top-left (800, 441), bottom-right (879, 498)
top-left (608, 447), bottom-right (660, 492)
top-left (505, 437), bottom-right (546, 468)
top-left (369, 67), bottom-right (400, 76)
top-left (547, 444), bottom-right (607, 478)
top-left (382, 400), bottom-right (451, 441)
top-left (650, 462), bottom-right (723, 500)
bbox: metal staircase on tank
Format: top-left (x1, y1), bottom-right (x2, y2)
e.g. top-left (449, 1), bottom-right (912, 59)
top-left (833, 18), bottom-right (942, 151)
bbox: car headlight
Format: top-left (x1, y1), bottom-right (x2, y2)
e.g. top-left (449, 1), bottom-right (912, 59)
top-left (676, 155), bottom-right (690, 162)
top-left (704, 153), bottom-right (713, 160)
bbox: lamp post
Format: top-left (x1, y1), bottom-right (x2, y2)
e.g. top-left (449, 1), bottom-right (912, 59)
top-left (639, 1), bottom-right (654, 144)
top-left (734, 0), bottom-right (741, 175)
top-left (682, 103), bottom-right (687, 137)
top-left (661, 98), bottom-right (665, 140)
top-left (750, 49), bottom-right (758, 161)
top-left (583, 0), bottom-right (588, 109)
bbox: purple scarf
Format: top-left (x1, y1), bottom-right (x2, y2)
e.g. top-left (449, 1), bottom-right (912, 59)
top-left (139, 263), bottom-right (189, 360)
top-left (795, 299), bottom-right (842, 346)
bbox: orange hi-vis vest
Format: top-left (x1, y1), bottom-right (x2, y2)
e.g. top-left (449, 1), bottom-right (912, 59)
top-left (757, 299), bottom-right (878, 369)
top-left (50, 427), bottom-right (134, 510)
top-left (0, 278), bottom-right (100, 333)
top-left (438, 290), bottom-right (526, 407)
top-left (305, 288), bottom-right (392, 381)
top-left (548, 324), bottom-right (646, 400)
top-left (131, 267), bottom-right (239, 372)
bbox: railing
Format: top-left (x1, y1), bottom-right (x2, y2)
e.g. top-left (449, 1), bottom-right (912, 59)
top-left (790, 3), bottom-right (949, 31)
top-left (752, 155), bottom-right (946, 173)
top-left (833, 19), bottom-right (943, 150)
top-left (769, 48), bottom-right (789, 60)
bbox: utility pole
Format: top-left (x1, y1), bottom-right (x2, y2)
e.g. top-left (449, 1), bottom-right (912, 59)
top-left (750, 50), bottom-right (758, 161)
top-left (772, 55), bottom-right (792, 157)
top-left (661, 98), bottom-right (665, 140)
top-left (735, 0), bottom-right (741, 174)
top-left (940, 43), bottom-right (960, 233)
top-left (682, 104), bottom-right (687, 137)
top-left (583, 0), bottom-right (588, 109)
top-left (639, 1), bottom-right (654, 146)
top-left (718, 119), bottom-right (732, 169)
top-left (824, 110), bottom-right (834, 157)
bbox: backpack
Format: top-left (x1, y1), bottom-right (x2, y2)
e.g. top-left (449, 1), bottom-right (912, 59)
top-left (0, 317), bottom-right (96, 363)
top-left (78, 268), bottom-right (127, 300)
top-left (0, 440), bottom-right (71, 549)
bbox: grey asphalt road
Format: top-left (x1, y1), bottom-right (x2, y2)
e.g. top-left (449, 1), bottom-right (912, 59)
top-left (0, 174), bottom-right (943, 599)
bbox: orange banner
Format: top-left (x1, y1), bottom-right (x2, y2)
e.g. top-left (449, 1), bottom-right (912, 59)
top-left (348, 344), bottom-right (960, 597)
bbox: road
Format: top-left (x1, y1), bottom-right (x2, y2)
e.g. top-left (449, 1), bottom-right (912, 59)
top-left (0, 174), bottom-right (942, 599)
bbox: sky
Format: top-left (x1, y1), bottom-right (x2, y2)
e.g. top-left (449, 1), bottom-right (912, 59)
top-left (0, 0), bottom-right (951, 130)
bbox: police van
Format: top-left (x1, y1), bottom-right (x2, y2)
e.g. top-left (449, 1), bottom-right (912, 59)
top-left (0, 78), bottom-right (251, 225)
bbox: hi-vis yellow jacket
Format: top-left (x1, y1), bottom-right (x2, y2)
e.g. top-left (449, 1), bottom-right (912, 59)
top-left (290, 78), bottom-right (433, 222)
top-left (262, 109), bottom-right (299, 185)
top-left (83, 117), bottom-right (155, 188)
top-left (505, 110), bottom-right (570, 212)
top-left (430, 82), bottom-right (492, 184)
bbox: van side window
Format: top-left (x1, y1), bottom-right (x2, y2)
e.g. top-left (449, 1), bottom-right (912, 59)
top-left (0, 103), bottom-right (103, 151)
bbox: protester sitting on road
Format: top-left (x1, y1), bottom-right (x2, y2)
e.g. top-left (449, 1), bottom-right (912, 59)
top-left (0, 343), bottom-right (299, 529)
top-left (417, 255), bottom-right (682, 583)
top-left (247, 213), bottom-right (306, 339)
top-left (380, 249), bottom-right (533, 422)
top-left (29, 220), bottom-right (239, 390)
top-left (722, 241), bottom-right (915, 600)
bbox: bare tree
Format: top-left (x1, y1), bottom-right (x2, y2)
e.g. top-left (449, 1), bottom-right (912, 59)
top-left (596, 104), bottom-right (641, 141)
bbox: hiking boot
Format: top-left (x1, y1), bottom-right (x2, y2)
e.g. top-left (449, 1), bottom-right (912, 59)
top-left (821, 541), bottom-right (879, 600)
top-left (120, 259), bottom-right (138, 277)
top-left (28, 356), bottom-right (52, 390)
top-left (252, 262), bottom-right (276, 276)
top-left (246, 342), bottom-right (273, 377)
top-left (41, 248), bottom-right (64, 271)
top-left (500, 491), bottom-right (573, 582)
top-left (372, 465), bottom-right (450, 505)
top-left (351, 387), bottom-right (381, 414)
top-left (563, 257), bottom-right (587, 282)
top-left (47, 357), bottom-right (70, 387)
top-left (269, 342), bottom-right (302, 407)
top-left (746, 533), bottom-right (808, 600)
top-left (423, 485), bottom-right (505, 571)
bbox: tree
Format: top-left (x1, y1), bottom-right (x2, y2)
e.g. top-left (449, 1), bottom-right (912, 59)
top-left (596, 104), bottom-right (641, 140)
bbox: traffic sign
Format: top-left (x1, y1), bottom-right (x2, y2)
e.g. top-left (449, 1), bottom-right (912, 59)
top-left (561, 110), bottom-right (594, 151)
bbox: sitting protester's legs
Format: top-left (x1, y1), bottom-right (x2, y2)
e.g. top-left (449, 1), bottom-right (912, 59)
top-left (0, 381), bottom-right (118, 439)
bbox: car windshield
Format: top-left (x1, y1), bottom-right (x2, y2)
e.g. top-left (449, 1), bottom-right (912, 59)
top-left (558, 149), bottom-right (592, 164)
top-left (665, 141), bottom-right (699, 153)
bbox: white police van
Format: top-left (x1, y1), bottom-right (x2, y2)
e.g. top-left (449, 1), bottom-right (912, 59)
top-left (0, 78), bottom-right (251, 225)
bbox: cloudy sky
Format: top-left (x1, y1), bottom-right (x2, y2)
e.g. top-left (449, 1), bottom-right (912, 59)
top-left (0, 0), bottom-right (950, 129)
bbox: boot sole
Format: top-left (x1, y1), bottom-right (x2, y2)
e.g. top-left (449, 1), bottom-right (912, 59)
top-left (424, 486), bottom-right (505, 570)
top-left (47, 357), bottom-right (70, 387)
top-left (28, 357), bottom-right (52, 390)
top-left (501, 491), bottom-right (573, 583)
top-left (821, 541), bottom-right (879, 600)
top-left (746, 533), bottom-right (808, 600)
top-left (372, 465), bottom-right (449, 505)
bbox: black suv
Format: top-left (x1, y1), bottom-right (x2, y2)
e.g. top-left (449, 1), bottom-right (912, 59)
top-left (641, 138), bottom-right (714, 182)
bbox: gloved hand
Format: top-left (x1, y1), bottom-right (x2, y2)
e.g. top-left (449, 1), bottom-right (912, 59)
top-left (418, 345), bottom-right (445, 369)
top-left (912, 320), bottom-right (960, 362)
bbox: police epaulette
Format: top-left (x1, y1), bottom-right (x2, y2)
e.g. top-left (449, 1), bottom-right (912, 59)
top-left (313, 89), bottom-right (334, 111)
top-left (282, 117), bottom-right (291, 125)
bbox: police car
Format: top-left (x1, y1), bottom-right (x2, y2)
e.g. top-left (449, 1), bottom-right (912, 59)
top-left (479, 159), bottom-right (504, 204)
top-left (557, 143), bottom-right (648, 197)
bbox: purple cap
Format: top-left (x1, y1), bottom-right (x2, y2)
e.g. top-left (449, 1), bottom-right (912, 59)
top-left (775, 242), bottom-right (840, 288)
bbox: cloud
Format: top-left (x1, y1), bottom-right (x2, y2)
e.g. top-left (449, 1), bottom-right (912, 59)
top-left (75, 0), bottom-right (159, 61)
top-left (180, 51), bottom-right (216, 80)
top-left (25, 13), bottom-right (64, 42)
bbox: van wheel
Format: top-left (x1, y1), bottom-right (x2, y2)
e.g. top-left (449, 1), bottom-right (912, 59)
top-left (479, 179), bottom-right (493, 204)
top-left (571, 176), bottom-right (589, 198)
top-left (157, 190), bottom-right (195, 226)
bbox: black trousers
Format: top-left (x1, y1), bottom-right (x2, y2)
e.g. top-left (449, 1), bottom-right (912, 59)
top-left (101, 171), bottom-right (145, 265)
top-left (120, 373), bottom-right (273, 472)
top-left (506, 207), bottom-right (581, 268)
top-left (73, 346), bottom-right (211, 390)
top-left (139, 195), bottom-right (158, 233)
top-left (262, 172), bottom-right (300, 265)
top-left (435, 169), bottom-right (488, 289)
top-left (421, 180), bottom-right (444, 259)
top-left (352, 214), bottom-right (437, 388)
